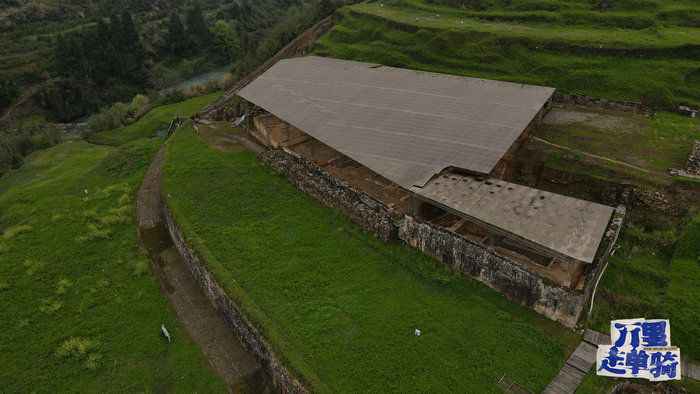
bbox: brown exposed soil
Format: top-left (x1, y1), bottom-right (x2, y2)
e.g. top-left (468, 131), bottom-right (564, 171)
top-left (136, 144), bottom-right (274, 393)
top-left (290, 138), bottom-right (412, 214)
top-left (195, 121), bottom-right (247, 152)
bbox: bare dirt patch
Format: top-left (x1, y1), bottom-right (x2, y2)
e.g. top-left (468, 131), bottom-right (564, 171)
top-left (195, 121), bottom-right (247, 152)
top-left (543, 106), bottom-right (642, 133)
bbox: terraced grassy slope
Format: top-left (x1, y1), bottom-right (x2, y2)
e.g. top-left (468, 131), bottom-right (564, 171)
top-left (314, 0), bottom-right (700, 107)
top-left (533, 108), bottom-right (700, 177)
top-left (577, 213), bottom-right (700, 392)
top-left (0, 96), bottom-right (225, 391)
top-left (87, 92), bottom-right (223, 146)
top-left (163, 124), bottom-right (579, 393)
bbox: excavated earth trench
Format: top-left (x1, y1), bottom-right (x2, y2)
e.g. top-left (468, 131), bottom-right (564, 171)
top-left (136, 147), bottom-right (275, 393)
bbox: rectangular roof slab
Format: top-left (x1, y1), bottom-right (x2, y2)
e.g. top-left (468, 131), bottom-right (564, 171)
top-left (412, 174), bottom-right (615, 263)
top-left (239, 56), bottom-right (555, 188)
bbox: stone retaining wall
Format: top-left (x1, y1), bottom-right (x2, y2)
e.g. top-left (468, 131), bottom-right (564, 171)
top-left (552, 92), bottom-right (648, 113)
top-left (399, 216), bottom-right (586, 327)
top-left (162, 202), bottom-right (308, 393)
top-left (400, 205), bottom-right (625, 328)
top-left (259, 148), bottom-right (626, 327)
top-left (259, 149), bottom-right (398, 242)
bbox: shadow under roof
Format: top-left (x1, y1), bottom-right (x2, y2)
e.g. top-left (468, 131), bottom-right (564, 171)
top-left (238, 56), bottom-right (555, 188)
top-left (412, 174), bottom-right (615, 263)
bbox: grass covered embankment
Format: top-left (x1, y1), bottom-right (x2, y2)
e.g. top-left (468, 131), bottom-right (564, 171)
top-left (87, 92), bottom-right (222, 146)
top-left (578, 215), bottom-right (700, 393)
top-left (314, 0), bottom-right (700, 107)
top-left (526, 108), bottom-right (700, 188)
top-left (163, 124), bottom-right (579, 392)
top-left (589, 212), bottom-right (700, 359)
top-left (0, 96), bottom-right (225, 391)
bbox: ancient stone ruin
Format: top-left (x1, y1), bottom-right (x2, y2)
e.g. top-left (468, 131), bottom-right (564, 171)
top-left (227, 55), bottom-right (626, 327)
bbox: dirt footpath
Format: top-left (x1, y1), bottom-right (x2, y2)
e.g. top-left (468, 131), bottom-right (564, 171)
top-left (137, 145), bottom-right (272, 393)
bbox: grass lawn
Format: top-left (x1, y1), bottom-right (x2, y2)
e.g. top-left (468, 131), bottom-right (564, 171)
top-left (0, 96), bottom-right (226, 391)
top-left (588, 213), bottom-right (700, 361)
top-left (314, 1), bottom-right (700, 107)
top-left (535, 108), bottom-right (700, 174)
top-left (87, 92), bottom-right (222, 146)
top-left (163, 124), bottom-right (580, 393)
top-left (0, 139), bottom-right (225, 392)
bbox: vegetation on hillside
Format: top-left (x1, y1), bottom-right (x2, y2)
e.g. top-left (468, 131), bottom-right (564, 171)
top-left (0, 93), bottom-right (225, 391)
top-left (589, 211), bottom-right (700, 360)
top-left (534, 110), bottom-right (700, 175)
top-left (0, 0), bottom-right (344, 120)
top-left (0, 115), bottom-right (61, 176)
top-left (88, 92), bottom-right (222, 146)
top-left (314, 0), bottom-right (700, 108)
top-left (163, 124), bottom-right (579, 393)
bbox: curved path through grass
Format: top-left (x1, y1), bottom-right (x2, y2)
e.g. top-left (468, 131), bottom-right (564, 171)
top-left (0, 95), bottom-right (228, 391)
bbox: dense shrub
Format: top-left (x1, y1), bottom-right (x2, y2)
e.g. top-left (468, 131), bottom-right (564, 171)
top-left (605, 0), bottom-right (659, 11)
top-left (508, 0), bottom-right (561, 12)
top-left (658, 9), bottom-right (700, 28)
top-left (425, 0), bottom-right (492, 10)
top-left (155, 90), bottom-right (187, 106)
top-left (36, 79), bottom-right (101, 122)
top-left (87, 102), bottom-right (130, 134)
top-left (0, 123), bottom-right (62, 175)
top-left (128, 94), bottom-right (151, 119)
top-left (0, 79), bottom-right (19, 110)
top-left (642, 87), bottom-right (676, 110)
top-left (562, 11), bottom-right (655, 29)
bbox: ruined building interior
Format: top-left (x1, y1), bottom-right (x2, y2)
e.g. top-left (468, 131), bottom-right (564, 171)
top-left (236, 56), bottom-right (618, 300)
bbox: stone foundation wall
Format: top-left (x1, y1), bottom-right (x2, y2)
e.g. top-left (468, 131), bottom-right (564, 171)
top-left (162, 203), bottom-right (307, 393)
top-left (553, 92), bottom-right (648, 113)
top-left (259, 149), bottom-right (398, 242)
top-left (399, 216), bottom-right (586, 327)
top-left (258, 148), bottom-right (625, 327)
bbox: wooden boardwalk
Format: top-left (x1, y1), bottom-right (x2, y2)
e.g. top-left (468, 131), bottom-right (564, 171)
top-left (542, 339), bottom-right (598, 394)
top-left (542, 329), bottom-right (700, 393)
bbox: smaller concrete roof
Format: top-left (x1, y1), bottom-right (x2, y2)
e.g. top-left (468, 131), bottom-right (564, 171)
top-left (412, 175), bottom-right (614, 263)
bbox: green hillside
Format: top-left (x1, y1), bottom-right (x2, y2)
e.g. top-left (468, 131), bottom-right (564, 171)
top-left (0, 94), bottom-right (225, 391)
top-left (315, 0), bottom-right (700, 107)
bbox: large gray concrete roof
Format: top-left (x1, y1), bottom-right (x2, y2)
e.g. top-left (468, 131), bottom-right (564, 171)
top-left (412, 174), bottom-right (615, 263)
top-left (239, 56), bottom-right (555, 188)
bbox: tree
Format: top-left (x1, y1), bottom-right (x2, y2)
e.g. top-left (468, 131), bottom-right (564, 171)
top-left (166, 12), bottom-right (188, 56)
top-left (596, 0), bottom-right (613, 11)
top-left (117, 11), bottom-right (147, 83)
top-left (211, 20), bottom-right (239, 62)
top-left (0, 79), bottom-right (18, 110)
top-left (319, 0), bottom-right (336, 17)
top-left (53, 33), bottom-right (87, 79)
top-left (93, 18), bottom-right (117, 83)
top-left (185, 1), bottom-right (211, 50)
